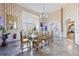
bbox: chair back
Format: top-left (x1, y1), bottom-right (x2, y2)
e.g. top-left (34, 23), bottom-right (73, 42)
top-left (36, 32), bottom-right (42, 42)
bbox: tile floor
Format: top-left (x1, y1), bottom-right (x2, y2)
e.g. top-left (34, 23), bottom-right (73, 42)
top-left (0, 40), bottom-right (22, 56)
top-left (18, 37), bottom-right (79, 56)
top-left (0, 37), bottom-right (79, 56)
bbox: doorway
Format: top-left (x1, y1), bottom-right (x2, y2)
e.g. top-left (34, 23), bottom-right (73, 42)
top-left (67, 19), bottom-right (75, 41)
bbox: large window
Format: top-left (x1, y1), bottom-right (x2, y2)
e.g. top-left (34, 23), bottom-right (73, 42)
top-left (22, 11), bottom-right (39, 34)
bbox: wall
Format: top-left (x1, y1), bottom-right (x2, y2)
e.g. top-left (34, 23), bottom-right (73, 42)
top-left (48, 9), bottom-right (61, 40)
top-left (22, 11), bottom-right (39, 34)
top-left (4, 4), bottom-right (22, 32)
top-left (3, 3), bottom-right (39, 33)
top-left (0, 3), bottom-right (39, 43)
top-left (63, 3), bottom-right (76, 38)
top-left (0, 4), bottom-right (5, 27)
top-left (48, 3), bottom-right (77, 42)
top-left (75, 4), bottom-right (79, 45)
top-left (3, 3), bottom-right (23, 42)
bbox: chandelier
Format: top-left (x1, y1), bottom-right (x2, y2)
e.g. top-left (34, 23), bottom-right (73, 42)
top-left (40, 4), bottom-right (48, 19)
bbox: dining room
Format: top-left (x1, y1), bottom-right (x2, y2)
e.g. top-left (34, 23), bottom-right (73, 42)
top-left (0, 3), bottom-right (79, 56)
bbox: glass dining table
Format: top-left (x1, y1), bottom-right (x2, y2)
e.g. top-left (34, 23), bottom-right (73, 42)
top-left (28, 33), bottom-right (37, 55)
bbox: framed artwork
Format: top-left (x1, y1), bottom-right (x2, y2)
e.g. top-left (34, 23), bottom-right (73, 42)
top-left (6, 14), bottom-right (18, 32)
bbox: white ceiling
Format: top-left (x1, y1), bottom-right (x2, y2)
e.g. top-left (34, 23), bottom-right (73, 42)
top-left (17, 3), bottom-right (66, 14)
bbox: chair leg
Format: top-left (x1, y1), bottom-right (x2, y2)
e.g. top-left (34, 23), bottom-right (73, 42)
top-left (37, 47), bottom-right (38, 51)
top-left (21, 44), bottom-right (23, 53)
top-left (33, 43), bottom-right (34, 48)
top-left (40, 43), bottom-right (43, 48)
top-left (45, 40), bottom-right (47, 46)
top-left (37, 44), bottom-right (39, 51)
top-left (48, 41), bottom-right (49, 45)
top-left (27, 42), bottom-right (29, 47)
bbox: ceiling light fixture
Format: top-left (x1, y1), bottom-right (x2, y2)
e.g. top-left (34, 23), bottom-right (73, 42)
top-left (40, 4), bottom-right (48, 19)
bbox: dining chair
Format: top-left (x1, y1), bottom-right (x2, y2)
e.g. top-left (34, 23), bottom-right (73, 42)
top-left (22, 37), bottom-right (30, 46)
top-left (33, 32), bottom-right (42, 51)
top-left (20, 31), bottom-right (30, 53)
top-left (42, 32), bottom-right (52, 45)
top-left (47, 32), bottom-right (52, 44)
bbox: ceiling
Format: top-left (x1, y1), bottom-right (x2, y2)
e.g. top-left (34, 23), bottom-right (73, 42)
top-left (17, 3), bottom-right (66, 14)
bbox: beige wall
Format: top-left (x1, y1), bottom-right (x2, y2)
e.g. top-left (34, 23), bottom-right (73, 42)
top-left (0, 4), bottom-right (5, 27)
top-left (48, 9), bottom-right (61, 39)
top-left (0, 3), bottom-right (23, 32)
top-left (22, 10), bottom-right (39, 33)
top-left (63, 3), bottom-right (76, 38)
top-left (0, 3), bottom-right (39, 32)
top-left (0, 3), bottom-right (39, 42)
top-left (75, 4), bottom-right (79, 45)
top-left (48, 3), bottom-right (77, 41)
top-left (4, 4), bottom-right (22, 32)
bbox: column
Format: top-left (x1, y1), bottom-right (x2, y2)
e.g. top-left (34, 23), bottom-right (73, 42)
top-left (61, 8), bottom-right (63, 38)
top-left (75, 3), bottom-right (79, 45)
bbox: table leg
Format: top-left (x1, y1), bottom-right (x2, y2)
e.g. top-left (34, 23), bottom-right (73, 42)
top-left (30, 40), bottom-right (33, 56)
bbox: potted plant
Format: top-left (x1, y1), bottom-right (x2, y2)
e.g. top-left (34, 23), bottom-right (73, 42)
top-left (0, 26), bottom-right (10, 47)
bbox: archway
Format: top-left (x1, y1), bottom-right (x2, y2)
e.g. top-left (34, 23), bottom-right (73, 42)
top-left (66, 19), bottom-right (75, 41)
